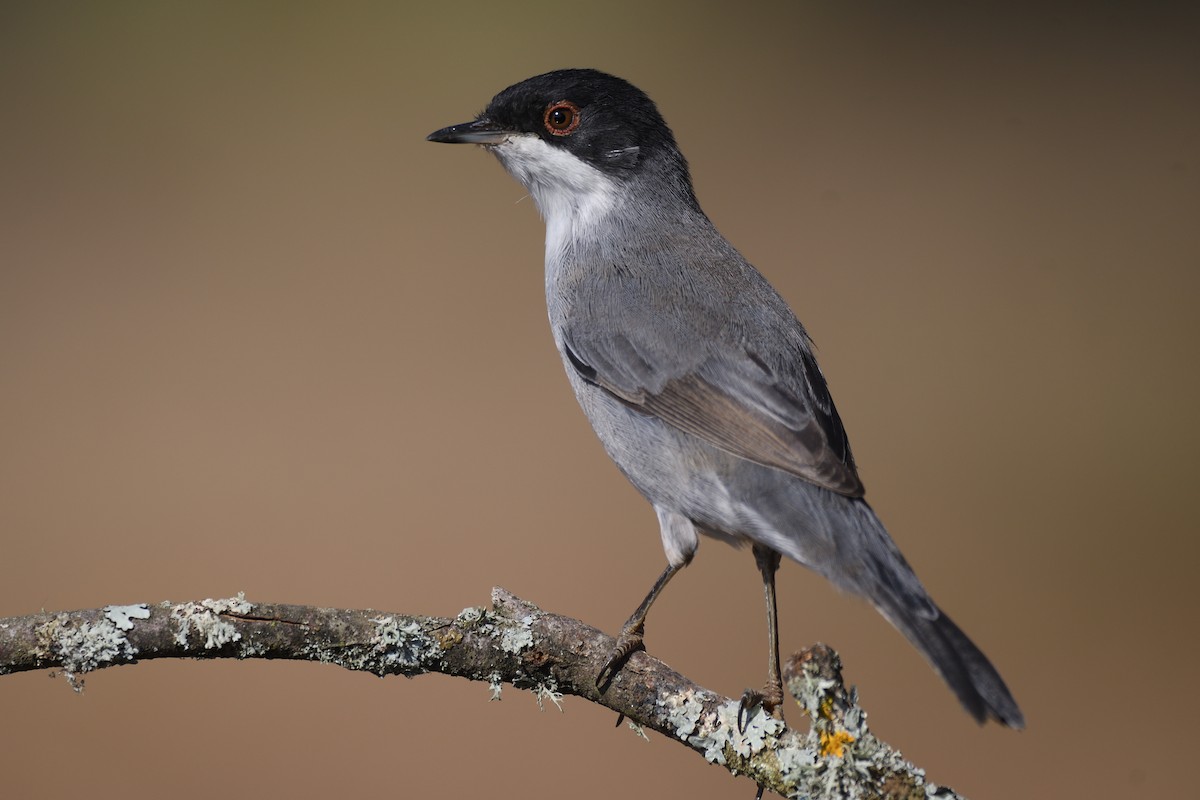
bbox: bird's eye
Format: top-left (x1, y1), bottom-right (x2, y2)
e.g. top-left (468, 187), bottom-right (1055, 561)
top-left (543, 101), bottom-right (581, 136)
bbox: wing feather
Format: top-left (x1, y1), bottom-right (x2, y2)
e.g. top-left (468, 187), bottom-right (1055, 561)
top-left (564, 335), bottom-right (864, 498)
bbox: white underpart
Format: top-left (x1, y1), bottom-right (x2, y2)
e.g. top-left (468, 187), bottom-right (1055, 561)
top-left (488, 134), bottom-right (619, 278)
top-left (656, 506), bottom-right (699, 568)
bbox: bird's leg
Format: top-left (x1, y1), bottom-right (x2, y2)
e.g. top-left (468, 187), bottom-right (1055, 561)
top-left (739, 544), bottom-right (784, 732)
top-left (596, 562), bottom-right (682, 690)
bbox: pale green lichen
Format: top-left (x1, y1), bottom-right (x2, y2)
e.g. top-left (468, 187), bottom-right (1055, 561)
top-left (701, 726), bottom-right (731, 765)
top-left (532, 678), bottom-right (564, 712)
top-left (732, 705), bottom-right (785, 758)
top-left (371, 616), bottom-right (437, 673)
top-left (456, 606), bottom-right (487, 626)
top-left (795, 673), bottom-right (840, 717)
top-left (171, 596), bottom-right (250, 649)
top-left (776, 742), bottom-right (819, 782)
top-left (49, 613), bottom-right (139, 690)
top-left (658, 688), bottom-right (708, 740)
top-left (217, 593), bottom-right (253, 615)
top-left (694, 700), bottom-right (784, 765)
top-left (456, 605), bottom-right (538, 660)
top-left (768, 688), bottom-right (947, 800)
top-left (103, 604), bottom-right (150, 631)
top-left (499, 614), bottom-right (534, 654)
top-left (487, 671), bottom-right (503, 701)
top-left (627, 721), bottom-right (649, 741)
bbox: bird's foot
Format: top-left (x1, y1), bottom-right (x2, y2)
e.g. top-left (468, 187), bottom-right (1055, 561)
top-left (737, 677), bottom-right (783, 733)
top-left (596, 623), bottom-right (645, 690)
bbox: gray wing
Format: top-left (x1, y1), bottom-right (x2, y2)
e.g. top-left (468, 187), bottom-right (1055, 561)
top-left (561, 322), bottom-right (865, 499)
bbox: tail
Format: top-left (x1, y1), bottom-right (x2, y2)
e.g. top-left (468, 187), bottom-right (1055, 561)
top-left (768, 493), bottom-right (1025, 727)
top-left (846, 501), bottom-right (1025, 728)
top-left (877, 596), bottom-right (1025, 728)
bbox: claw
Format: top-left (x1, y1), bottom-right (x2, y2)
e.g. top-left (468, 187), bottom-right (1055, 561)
top-left (738, 678), bottom-right (784, 733)
top-left (738, 688), bottom-right (764, 734)
top-left (596, 562), bottom-right (682, 691)
top-left (596, 626), bottom-right (645, 690)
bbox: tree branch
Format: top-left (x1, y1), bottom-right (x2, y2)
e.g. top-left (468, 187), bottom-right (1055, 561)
top-left (0, 588), bottom-right (964, 799)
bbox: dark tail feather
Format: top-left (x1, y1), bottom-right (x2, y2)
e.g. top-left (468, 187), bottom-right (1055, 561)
top-left (770, 494), bottom-right (1023, 726)
top-left (880, 599), bottom-right (1025, 728)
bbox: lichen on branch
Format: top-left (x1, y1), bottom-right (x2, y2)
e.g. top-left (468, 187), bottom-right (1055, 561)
top-left (0, 588), bottom-right (962, 800)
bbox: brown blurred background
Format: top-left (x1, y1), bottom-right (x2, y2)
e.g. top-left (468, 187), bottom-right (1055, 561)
top-left (2, 3), bottom-right (1197, 798)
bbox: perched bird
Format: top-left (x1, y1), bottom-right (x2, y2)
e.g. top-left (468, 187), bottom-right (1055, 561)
top-left (427, 68), bottom-right (1023, 728)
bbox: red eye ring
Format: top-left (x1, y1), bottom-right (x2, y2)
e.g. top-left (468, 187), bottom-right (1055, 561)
top-left (543, 101), bottom-right (581, 136)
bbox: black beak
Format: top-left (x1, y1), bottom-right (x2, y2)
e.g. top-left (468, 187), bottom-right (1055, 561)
top-left (426, 118), bottom-right (513, 145)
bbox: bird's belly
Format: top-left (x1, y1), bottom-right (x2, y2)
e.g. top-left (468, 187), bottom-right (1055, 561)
top-left (568, 374), bottom-right (752, 537)
top-left (566, 369), bottom-right (859, 570)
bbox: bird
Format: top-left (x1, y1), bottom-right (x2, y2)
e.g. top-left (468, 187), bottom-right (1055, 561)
top-left (427, 68), bottom-right (1024, 729)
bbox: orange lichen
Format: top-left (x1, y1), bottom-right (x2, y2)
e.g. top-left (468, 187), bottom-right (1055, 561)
top-left (818, 697), bottom-right (835, 720)
top-left (818, 729), bottom-right (856, 758)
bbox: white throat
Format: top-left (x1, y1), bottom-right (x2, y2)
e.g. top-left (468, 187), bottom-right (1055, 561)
top-left (488, 134), bottom-right (620, 274)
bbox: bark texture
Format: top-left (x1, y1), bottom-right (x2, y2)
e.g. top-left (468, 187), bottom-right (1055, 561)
top-left (0, 589), bottom-right (964, 799)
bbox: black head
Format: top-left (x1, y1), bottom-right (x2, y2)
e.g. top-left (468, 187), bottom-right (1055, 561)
top-left (427, 69), bottom-right (692, 186)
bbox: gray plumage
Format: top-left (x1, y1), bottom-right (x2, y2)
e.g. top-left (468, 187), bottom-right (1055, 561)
top-left (428, 68), bottom-right (1023, 728)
